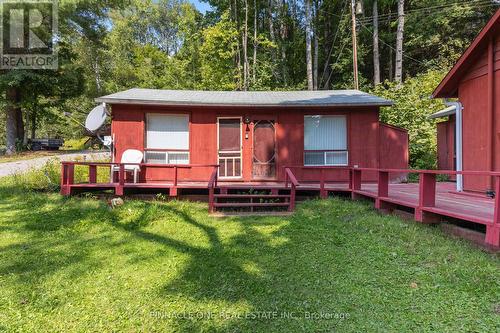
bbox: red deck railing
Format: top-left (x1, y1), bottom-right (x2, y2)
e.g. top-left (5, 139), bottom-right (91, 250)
top-left (208, 167), bottom-right (218, 213)
top-left (60, 161), bottom-right (219, 196)
top-left (284, 168), bottom-right (299, 211)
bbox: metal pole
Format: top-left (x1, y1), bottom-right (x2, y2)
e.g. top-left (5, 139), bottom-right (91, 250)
top-left (446, 101), bottom-right (463, 192)
top-left (351, 0), bottom-right (359, 90)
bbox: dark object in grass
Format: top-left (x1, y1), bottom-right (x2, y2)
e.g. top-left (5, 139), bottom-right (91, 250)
top-left (29, 138), bottom-right (64, 151)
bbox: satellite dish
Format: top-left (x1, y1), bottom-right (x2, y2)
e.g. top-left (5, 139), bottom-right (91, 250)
top-left (85, 104), bottom-right (107, 132)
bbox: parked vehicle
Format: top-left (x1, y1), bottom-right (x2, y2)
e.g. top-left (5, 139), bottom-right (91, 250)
top-left (29, 138), bottom-right (64, 151)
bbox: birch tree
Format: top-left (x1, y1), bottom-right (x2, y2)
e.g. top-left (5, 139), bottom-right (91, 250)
top-left (373, 0), bottom-right (381, 85)
top-left (253, 0), bottom-right (258, 84)
top-left (305, 0), bottom-right (313, 90)
top-left (395, 0), bottom-right (405, 83)
top-left (243, 0), bottom-right (250, 90)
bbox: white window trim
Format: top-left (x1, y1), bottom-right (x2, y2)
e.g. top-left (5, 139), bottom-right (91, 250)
top-left (304, 150), bottom-right (349, 167)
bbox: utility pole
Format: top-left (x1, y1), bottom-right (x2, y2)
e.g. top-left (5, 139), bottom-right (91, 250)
top-left (351, 0), bottom-right (359, 90)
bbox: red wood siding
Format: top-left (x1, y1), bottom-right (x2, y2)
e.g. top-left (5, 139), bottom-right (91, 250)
top-left (111, 105), bottom-right (144, 162)
top-left (456, 34), bottom-right (500, 192)
top-left (379, 123), bottom-right (409, 180)
top-left (111, 105), bottom-right (407, 183)
top-left (436, 117), bottom-right (456, 181)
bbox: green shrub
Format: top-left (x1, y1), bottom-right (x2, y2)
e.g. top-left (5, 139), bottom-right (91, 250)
top-left (4, 158), bottom-right (110, 193)
top-left (372, 70), bottom-right (448, 170)
top-left (61, 138), bottom-right (89, 151)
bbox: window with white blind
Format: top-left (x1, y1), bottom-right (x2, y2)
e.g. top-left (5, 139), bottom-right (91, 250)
top-left (145, 114), bottom-right (189, 164)
top-left (304, 115), bottom-right (348, 166)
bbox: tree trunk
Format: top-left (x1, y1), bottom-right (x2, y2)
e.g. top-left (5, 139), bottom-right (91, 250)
top-left (322, 15), bottom-right (331, 89)
top-left (92, 51), bottom-right (102, 95)
top-left (395, 0), bottom-right (405, 84)
top-left (267, 0), bottom-right (280, 81)
top-left (31, 110), bottom-right (37, 140)
top-left (243, 0), bottom-right (249, 90)
top-left (233, 0), bottom-right (243, 90)
top-left (388, 11), bottom-right (393, 81)
top-left (313, 33), bottom-right (318, 90)
top-left (373, 0), bottom-right (380, 85)
top-left (313, 0), bottom-right (319, 90)
top-left (5, 88), bottom-right (19, 155)
top-left (280, 0), bottom-right (288, 85)
top-left (268, 0), bottom-right (276, 44)
top-left (16, 108), bottom-right (25, 146)
top-left (253, 0), bottom-right (258, 84)
top-left (305, 0), bottom-right (313, 90)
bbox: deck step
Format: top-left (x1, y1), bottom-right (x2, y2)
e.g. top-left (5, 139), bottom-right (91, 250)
top-left (214, 194), bottom-right (290, 198)
top-left (213, 202), bottom-right (290, 208)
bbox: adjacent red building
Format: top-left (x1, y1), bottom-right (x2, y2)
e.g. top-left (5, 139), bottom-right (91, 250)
top-left (96, 89), bottom-right (408, 184)
top-left (432, 9), bottom-right (500, 194)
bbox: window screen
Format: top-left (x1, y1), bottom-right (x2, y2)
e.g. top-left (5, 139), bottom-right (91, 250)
top-left (304, 115), bottom-right (348, 166)
top-left (146, 114), bottom-right (189, 149)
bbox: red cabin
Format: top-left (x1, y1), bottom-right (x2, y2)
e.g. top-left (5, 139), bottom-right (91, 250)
top-left (432, 9), bottom-right (500, 194)
top-left (94, 88), bottom-right (408, 186)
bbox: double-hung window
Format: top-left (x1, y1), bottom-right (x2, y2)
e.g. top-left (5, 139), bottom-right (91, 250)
top-left (145, 114), bottom-right (189, 164)
top-left (304, 115), bottom-right (348, 166)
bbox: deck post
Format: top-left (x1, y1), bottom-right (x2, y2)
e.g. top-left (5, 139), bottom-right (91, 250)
top-left (375, 171), bottom-right (390, 210)
top-left (288, 184), bottom-right (296, 212)
top-left (208, 186), bottom-right (214, 213)
top-left (174, 166), bottom-right (178, 187)
top-left (351, 169), bottom-right (362, 200)
top-left (68, 164), bottom-right (74, 187)
top-left (378, 171), bottom-right (389, 197)
top-left (485, 176), bottom-right (500, 247)
top-left (214, 167), bottom-right (218, 187)
top-left (89, 165), bottom-right (97, 184)
top-left (170, 187), bottom-right (178, 197)
top-left (60, 163), bottom-right (68, 195)
top-left (415, 172), bottom-right (437, 223)
top-left (115, 164), bottom-right (125, 196)
top-left (352, 169), bottom-right (361, 190)
top-left (320, 169), bottom-right (327, 199)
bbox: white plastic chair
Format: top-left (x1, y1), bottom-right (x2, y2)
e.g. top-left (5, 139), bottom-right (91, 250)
top-left (112, 149), bottom-right (143, 183)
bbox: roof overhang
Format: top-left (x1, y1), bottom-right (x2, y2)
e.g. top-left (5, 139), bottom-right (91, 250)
top-left (428, 105), bottom-right (456, 119)
top-left (432, 9), bottom-right (500, 99)
top-left (95, 88), bottom-right (393, 108)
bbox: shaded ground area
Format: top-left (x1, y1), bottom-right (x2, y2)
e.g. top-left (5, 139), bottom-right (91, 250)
top-left (0, 187), bottom-right (498, 332)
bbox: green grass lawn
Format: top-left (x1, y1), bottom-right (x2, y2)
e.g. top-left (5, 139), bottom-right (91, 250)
top-left (0, 185), bottom-right (498, 332)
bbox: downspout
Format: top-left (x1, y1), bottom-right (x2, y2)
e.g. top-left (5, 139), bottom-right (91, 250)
top-left (445, 101), bottom-right (463, 192)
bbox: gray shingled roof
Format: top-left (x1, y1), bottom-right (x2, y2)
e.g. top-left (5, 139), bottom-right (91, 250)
top-left (95, 88), bottom-right (392, 107)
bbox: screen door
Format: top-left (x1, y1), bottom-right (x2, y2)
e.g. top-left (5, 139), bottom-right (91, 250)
top-left (218, 118), bottom-right (242, 178)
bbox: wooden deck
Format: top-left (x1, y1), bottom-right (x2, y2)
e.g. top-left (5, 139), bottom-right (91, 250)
top-left (66, 180), bottom-right (494, 224)
top-left (356, 182), bottom-right (494, 225)
top-left (60, 162), bottom-right (500, 247)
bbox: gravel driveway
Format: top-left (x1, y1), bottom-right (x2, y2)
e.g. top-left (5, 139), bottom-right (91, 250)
top-left (0, 151), bottom-right (110, 178)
